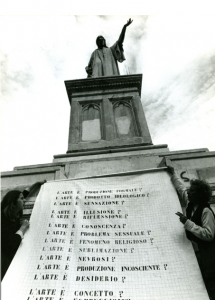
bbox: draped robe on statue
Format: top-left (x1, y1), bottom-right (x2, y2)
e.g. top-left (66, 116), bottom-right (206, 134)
top-left (87, 42), bottom-right (125, 77)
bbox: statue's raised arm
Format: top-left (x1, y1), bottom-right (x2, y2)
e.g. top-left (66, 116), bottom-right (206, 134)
top-left (85, 18), bottom-right (133, 78)
top-left (118, 18), bottom-right (133, 47)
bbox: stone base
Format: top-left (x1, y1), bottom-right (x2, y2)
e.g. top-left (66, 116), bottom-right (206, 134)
top-left (1, 147), bottom-right (215, 218)
top-left (65, 74), bottom-right (153, 153)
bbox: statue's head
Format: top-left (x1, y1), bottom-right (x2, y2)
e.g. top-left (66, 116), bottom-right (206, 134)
top-left (96, 36), bottom-right (107, 48)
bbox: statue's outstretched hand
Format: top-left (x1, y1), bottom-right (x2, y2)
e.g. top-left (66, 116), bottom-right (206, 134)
top-left (85, 66), bottom-right (92, 75)
top-left (125, 18), bottom-right (133, 27)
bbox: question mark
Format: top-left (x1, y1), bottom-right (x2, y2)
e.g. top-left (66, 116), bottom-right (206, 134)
top-left (131, 248), bottom-right (134, 253)
top-left (164, 264), bottom-right (168, 270)
top-left (150, 238), bottom-right (154, 245)
top-left (119, 291), bottom-right (123, 297)
top-left (112, 257), bottom-right (116, 262)
top-left (118, 210), bottom-right (121, 214)
top-left (125, 214), bottom-right (128, 219)
top-left (122, 277), bottom-right (126, 283)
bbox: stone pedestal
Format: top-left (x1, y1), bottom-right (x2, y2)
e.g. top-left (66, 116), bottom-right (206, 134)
top-left (65, 74), bottom-right (152, 153)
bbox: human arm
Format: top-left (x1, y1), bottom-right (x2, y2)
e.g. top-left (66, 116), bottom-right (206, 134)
top-left (23, 180), bottom-right (46, 198)
top-left (165, 159), bottom-right (189, 205)
top-left (165, 158), bottom-right (176, 176)
top-left (184, 208), bottom-right (215, 241)
top-left (17, 220), bottom-right (30, 237)
top-left (2, 228), bottom-right (22, 252)
top-left (171, 175), bottom-right (189, 206)
top-left (118, 18), bottom-right (133, 47)
top-left (1, 218), bottom-right (29, 254)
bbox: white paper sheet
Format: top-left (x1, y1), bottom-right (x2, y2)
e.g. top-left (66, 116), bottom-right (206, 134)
top-left (2, 170), bottom-right (209, 300)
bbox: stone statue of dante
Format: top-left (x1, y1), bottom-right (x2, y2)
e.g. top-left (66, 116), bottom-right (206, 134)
top-left (85, 18), bottom-right (133, 78)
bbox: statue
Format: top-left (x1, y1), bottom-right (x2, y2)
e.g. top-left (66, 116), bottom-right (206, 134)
top-left (85, 18), bottom-right (133, 78)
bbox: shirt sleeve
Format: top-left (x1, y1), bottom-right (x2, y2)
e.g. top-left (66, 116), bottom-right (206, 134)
top-left (16, 230), bottom-right (24, 239)
top-left (171, 174), bottom-right (189, 207)
top-left (184, 208), bottom-right (215, 241)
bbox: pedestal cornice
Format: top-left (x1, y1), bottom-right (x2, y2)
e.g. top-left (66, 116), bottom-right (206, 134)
top-left (65, 74), bottom-right (142, 104)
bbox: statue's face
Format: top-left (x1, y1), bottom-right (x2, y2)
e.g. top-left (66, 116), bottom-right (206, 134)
top-left (97, 36), bottom-right (105, 48)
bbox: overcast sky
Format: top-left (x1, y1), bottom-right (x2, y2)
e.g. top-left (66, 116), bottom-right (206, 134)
top-left (1, 3), bottom-right (215, 172)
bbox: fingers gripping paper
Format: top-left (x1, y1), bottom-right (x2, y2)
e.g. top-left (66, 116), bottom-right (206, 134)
top-left (2, 171), bottom-right (209, 300)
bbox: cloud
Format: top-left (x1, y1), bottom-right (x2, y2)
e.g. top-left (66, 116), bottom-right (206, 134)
top-left (1, 53), bottom-right (34, 97)
top-left (142, 52), bottom-right (215, 145)
top-left (40, 46), bottom-right (65, 78)
top-left (98, 15), bottom-right (111, 21)
top-left (119, 16), bottom-right (148, 75)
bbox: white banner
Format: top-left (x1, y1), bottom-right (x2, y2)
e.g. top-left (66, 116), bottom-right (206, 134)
top-left (2, 170), bottom-right (209, 300)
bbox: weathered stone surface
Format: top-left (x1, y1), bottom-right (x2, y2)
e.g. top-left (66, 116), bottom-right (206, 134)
top-left (82, 119), bottom-right (101, 141)
top-left (54, 145), bottom-right (169, 163)
top-left (65, 74), bottom-right (153, 153)
top-left (65, 74), bottom-right (143, 103)
top-left (68, 155), bottom-right (161, 179)
top-left (197, 166), bottom-right (215, 183)
top-left (159, 151), bottom-right (215, 170)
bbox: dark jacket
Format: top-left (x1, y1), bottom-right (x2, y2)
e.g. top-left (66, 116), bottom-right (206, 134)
top-left (186, 203), bottom-right (215, 278)
top-left (1, 211), bottom-right (22, 280)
